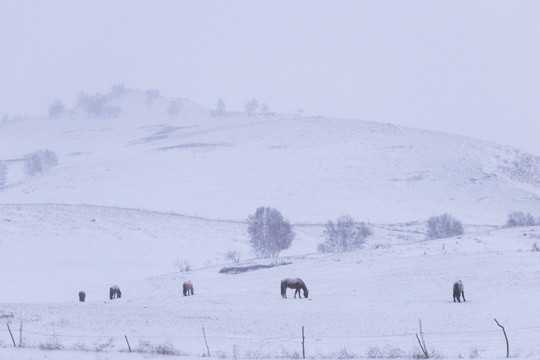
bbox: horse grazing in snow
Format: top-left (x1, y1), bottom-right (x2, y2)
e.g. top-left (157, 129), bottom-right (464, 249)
top-left (183, 280), bottom-right (194, 296)
top-left (453, 280), bottom-right (465, 303)
top-left (281, 278), bottom-right (309, 299)
top-left (110, 285), bottom-right (122, 300)
top-left (78, 291), bottom-right (86, 302)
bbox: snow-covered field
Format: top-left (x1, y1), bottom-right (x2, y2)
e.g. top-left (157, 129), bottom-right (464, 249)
top-left (1, 91), bottom-right (540, 359)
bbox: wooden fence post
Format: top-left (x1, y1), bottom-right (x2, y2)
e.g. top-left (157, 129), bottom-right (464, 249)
top-left (202, 327), bottom-right (210, 357)
top-left (302, 326), bottom-right (305, 359)
top-left (18, 320), bottom-right (23, 347)
top-left (7, 324), bottom-right (16, 347)
top-left (494, 318), bottom-right (509, 358)
top-left (124, 335), bottom-right (132, 352)
top-left (416, 319), bottom-right (429, 359)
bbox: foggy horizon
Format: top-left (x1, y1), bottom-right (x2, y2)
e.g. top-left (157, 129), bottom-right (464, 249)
top-left (1, 1), bottom-right (540, 155)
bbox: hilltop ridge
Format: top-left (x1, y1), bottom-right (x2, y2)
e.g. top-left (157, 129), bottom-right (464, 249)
top-left (1, 89), bottom-right (539, 224)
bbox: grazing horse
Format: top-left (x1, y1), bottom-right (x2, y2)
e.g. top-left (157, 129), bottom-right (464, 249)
top-left (183, 280), bottom-right (194, 296)
top-left (453, 280), bottom-right (465, 302)
top-left (110, 285), bottom-right (122, 300)
top-left (281, 278), bottom-right (309, 299)
top-left (78, 291), bottom-right (86, 302)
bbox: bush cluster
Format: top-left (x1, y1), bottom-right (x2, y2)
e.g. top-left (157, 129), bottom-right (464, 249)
top-left (426, 213), bottom-right (464, 240)
top-left (506, 211), bottom-right (540, 227)
top-left (318, 215), bottom-right (372, 253)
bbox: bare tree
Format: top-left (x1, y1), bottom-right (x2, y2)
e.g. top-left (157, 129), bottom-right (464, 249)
top-left (319, 215), bottom-right (372, 252)
top-left (77, 92), bottom-right (121, 118)
top-left (212, 99), bottom-right (227, 116)
top-left (426, 213), bottom-right (464, 240)
top-left (506, 211), bottom-right (539, 227)
top-left (48, 99), bottom-right (65, 117)
top-left (244, 98), bottom-right (259, 115)
top-left (23, 150), bottom-right (58, 177)
top-left (247, 207), bottom-right (294, 258)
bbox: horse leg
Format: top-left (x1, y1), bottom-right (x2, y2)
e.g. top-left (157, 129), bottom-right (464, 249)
top-left (462, 291), bottom-right (466, 302)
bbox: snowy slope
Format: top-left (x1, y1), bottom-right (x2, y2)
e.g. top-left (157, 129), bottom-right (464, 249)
top-left (1, 203), bottom-right (539, 359)
top-left (1, 90), bottom-right (539, 224)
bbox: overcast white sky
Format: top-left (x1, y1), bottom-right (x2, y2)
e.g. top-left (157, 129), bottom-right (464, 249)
top-left (1, 1), bottom-right (539, 155)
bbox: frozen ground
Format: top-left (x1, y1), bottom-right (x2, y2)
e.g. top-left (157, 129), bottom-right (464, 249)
top-left (1, 92), bottom-right (540, 359)
top-left (0, 204), bottom-right (539, 360)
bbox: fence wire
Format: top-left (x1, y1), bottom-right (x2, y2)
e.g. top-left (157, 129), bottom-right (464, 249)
top-left (4, 323), bottom-right (540, 358)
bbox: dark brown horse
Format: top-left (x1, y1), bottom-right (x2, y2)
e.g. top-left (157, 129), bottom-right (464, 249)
top-left (110, 285), bottom-right (122, 300)
top-left (78, 291), bottom-right (86, 302)
top-left (453, 280), bottom-right (465, 303)
top-left (281, 278), bottom-right (309, 298)
top-left (183, 280), bottom-right (194, 296)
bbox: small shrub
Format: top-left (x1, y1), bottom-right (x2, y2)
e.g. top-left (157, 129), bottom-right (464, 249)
top-left (226, 250), bottom-right (241, 264)
top-left (175, 258), bottom-right (191, 272)
top-left (532, 243), bottom-right (540, 252)
top-left (426, 213), bottom-right (464, 240)
top-left (337, 347), bottom-right (355, 359)
top-left (279, 345), bottom-right (301, 359)
top-left (40, 336), bottom-right (63, 350)
top-left (71, 341), bottom-right (89, 351)
top-left (366, 346), bottom-right (384, 358)
top-left (214, 350), bottom-right (228, 359)
top-left (469, 347), bottom-right (481, 359)
top-left (366, 346), bottom-right (406, 358)
top-left (153, 341), bottom-right (179, 355)
top-left (94, 337), bottom-right (114, 351)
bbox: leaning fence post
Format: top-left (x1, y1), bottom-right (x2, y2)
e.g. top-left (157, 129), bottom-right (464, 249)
top-left (415, 319), bottom-right (429, 359)
top-left (494, 318), bottom-right (509, 358)
top-left (202, 327), bottom-right (210, 357)
top-left (124, 335), bottom-right (132, 352)
top-left (302, 326), bottom-right (305, 359)
top-left (7, 324), bottom-right (16, 347)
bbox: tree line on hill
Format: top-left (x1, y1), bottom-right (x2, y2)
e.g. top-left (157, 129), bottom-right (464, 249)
top-left (44, 84), bottom-right (278, 120)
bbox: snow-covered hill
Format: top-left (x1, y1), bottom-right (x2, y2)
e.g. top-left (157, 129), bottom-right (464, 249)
top-left (1, 90), bottom-right (539, 224)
